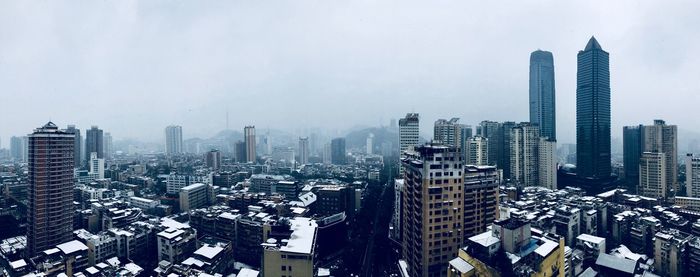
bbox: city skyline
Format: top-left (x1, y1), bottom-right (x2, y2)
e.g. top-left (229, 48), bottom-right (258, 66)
top-left (1, 1), bottom-right (700, 144)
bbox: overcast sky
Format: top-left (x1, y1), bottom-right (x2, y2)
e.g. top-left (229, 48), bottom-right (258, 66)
top-left (1, 0), bottom-right (699, 145)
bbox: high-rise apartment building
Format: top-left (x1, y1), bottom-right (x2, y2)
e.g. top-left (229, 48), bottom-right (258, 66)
top-left (234, 141), bottom-right (247, 163)
top-left (27, 122), bottom-right (75, 257)
top-left (206, 149), bottom-right (222, 170)
top-left (529, 50), bottom-right (556, 141)
top-left (465, 136), bottom-right (488, 166)
top-left (639, 152), bottom-right (666, 199)
top-left (463, 165), bottom-right (500, 239)
top-left (687, 154), bottom-right (700, 198)
top-left (576, 36), bottom-right (611, 178)
top-left (86, 126), bottom-right (104, 160)
top-left (244, 126), bottom-right (256, 163)
top-left (539, 138), bottom-right (558, 190)
top-left (10, 136), bottom-right (26, 162)
top-left (366, 133), bottom-right (374, 154)
top-left (330, 138), bottom-right (346, 165)
top-left (434, 118), bottom-right (463, 147)
top-left (509, 123), bottom-right (540, 186)
top-left (399, 113), bottom-right (420, 175)
top-left (478, 120), bottom-right (501, 166)
top-left (64, 125), bottom-right (82, 166)
top-left (642, 120), bottom-right (678, 193)
top-left (89, 152), bottom-right (105, 179)
top-left (459, 125), bottom-right (473, 161)
top-left (298, 137), bottom-right (309, 164)
top-left (401, 143), bottom-right (464, 276)
top-left (165, 125), bottom-right (183, 155)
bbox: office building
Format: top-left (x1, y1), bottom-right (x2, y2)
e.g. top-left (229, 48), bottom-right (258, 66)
top-left (244, 126), bottom-right (256, 162)
top-left (509, 123), bottom-right (540, 186)
top-left (462, 165), bottom-right (500, 239)
top-left (89, 152), bottom-right (105, 180)
top-left (234, 140), bottom-right (246, 163)
top-left (64, 125), bottom-right (82, 166)
top-left (623, 125), bottom-right (643, 187)
top-left (27, 122), bottom-right (76, 257)
top-left (529, 50), bottom-right (556, 141)
top-left (576, 36), bottom-right (611, 179)
top-left (686, 154), bottom-right (700, 197)
top-left (434, 118), bottom-right (463, 147)
top-left (299, 137), bottom-right (309, 164)
top-left (477, 120), bottom-right (500, 166)
top-left (465, 136), bottom-right (488, 166)
top-left (165, 125), bottom-right (183, 155)
top-left (401, 143), bottom-right (464, 276)
top-left (86, 126), bottom-right (104, 159)
top-left (639, 152), bottom-right (666, 199)
top-left (180, 183), bottom-right (209, 212)
top-left (206, 149), bottom-right (222, 170)
top-left (331, 138), bottom-right (346, 165)
top-left (642, 120), bottom-right (678, 193)
top-left (539, 138), bottom-right (558, 190)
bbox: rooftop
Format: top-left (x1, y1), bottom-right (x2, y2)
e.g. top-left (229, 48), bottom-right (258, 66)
top-left (596, 253), bottom-right (637, 274)
top-left (56, 240), bottom-right (88, 255)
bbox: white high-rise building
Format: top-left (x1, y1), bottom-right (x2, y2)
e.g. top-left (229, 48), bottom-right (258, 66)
top-left (244, 126), bottom-right (256, 163)
top-left (399, 113), bottom-right (419, 174)
top-left (639, 152), bottom-right (666, 199)
top-left (89, 152), bottom-right (105, 179)
top-left (165, 125), bottom-right (183, 155)
top-left (466, 136), bottom-right (489, 166)
top-left (509, 123), bottom-right (540, 186)
top-left (642, 120), bottom-right (678, 193)
top-left (433, 118), bottom-right (463, 147)
top-left (538, 138), bottom-right (557, 190)
top-left (686, 154), bottom-right (700, 197)
top-left (298, 137), bottom-right (309, 164)
top-left (366, 133), bottom-right (374, 154)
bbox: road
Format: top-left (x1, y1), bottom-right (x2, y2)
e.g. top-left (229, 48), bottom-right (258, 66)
top-left (360, 182), bottom-right (390, 277)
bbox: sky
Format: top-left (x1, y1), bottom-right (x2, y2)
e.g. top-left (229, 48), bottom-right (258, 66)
top-left (1, 0), bottom-right (699, 145)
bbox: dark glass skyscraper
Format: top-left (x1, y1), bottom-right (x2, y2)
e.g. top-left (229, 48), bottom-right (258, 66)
top-left (623, 125), bottom-right (643, 187)
top-left (529, 50), bottom-right (556, 140)
top-left (331, 138), bottom-right (346, 165)
top-left (576, 37), bottom-right (611, 178)
top-left (85, 125), bottom-right (104, 159)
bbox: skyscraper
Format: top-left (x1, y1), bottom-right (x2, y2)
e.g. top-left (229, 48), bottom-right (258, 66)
top-left (165, 125), bottom-right (183, 155)
top-left (85, 126), bottom-right (104, 160)
top-left (234, 140), bottom-right (246, 163)
top-left (478, 120), bottom-right (501, 167)
top-left (642, 120), bottom-right (678, 193)
top-left (639, 152), bottom-right (666, 199)
top-left (465, 136), bottom-right (488, 166)
top-left (244, 126), bottom-right (256, 163)
top-left (686, 154), bottom-right (700, 197)
top-left (206, 149), bottom-right (222, 170)
top-left (331, 138), bottom-right (346, 165)
top-left (509, 123), bottom-right (540, 186)
top-left (529, 50), bottom-right (556, 140)
top-left (299, 137), bottom-right (309, 164)
top-left (9, 136), bottom-right (25, 162)
top-left (402, 143), bottom-right (464, 276)
top-left (399, 113), bottom-right (420, 154)
top-left (27, 122), bottom-right (75, 257)
top-left (538, 138), bottom-right (558, 190)
top-left (433, 118), bottom-right (463, 147)
top-left (623, 125), bottom-right (643, 187)
top-left (576, 36), bottom-right (611, 178)
top-left (64, 125), bottom-right (82, 166)
top-left (366, 133), bottom-right (374, 154)
top-left (103, 132), bottom-right (113, 160)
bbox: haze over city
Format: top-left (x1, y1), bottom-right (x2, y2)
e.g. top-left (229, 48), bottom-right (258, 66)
top-left (1, 1), bottom-right (699, 144)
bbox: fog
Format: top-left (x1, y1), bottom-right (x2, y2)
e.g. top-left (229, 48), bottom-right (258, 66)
top-left (1, 1), bottom-right (699, 145)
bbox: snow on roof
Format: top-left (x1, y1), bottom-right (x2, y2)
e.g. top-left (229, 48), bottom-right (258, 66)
top-left (85, 267), bottom-right (100, 274)
top-left (280, 217), bottom-right (318, 254)
top-left (596, 253), bottom-right (637, 273)
top-left (577, 234), bottom-right (605, 244)
top-left (9, 259), bottom-right (27, 269)
top-left (237, 268), bottom-right (260, 277)
top-left (182, 257), bottom-right (205, 267)
top-left (107, 257), bottom-right (120, 267)
top-left (468, 231), bottom-right (499, 247)
top-left (181, 183), bottom-right (207, 191)
top-left (123, 263), bottom-right (143, 274)
top-left (448, 257), bottom-right (474, 273)
top-left (158, 228), bottom-right (185, 240)
top-left (534, 239), bottom-right (558, 257)
top-left (317, 268), bottom-right (331, 277)
top-left (218, 212), bottom-right (240, 220)
top-left (160, 217), bottom-right (189, 229)
top-left (56, 240), bottom-right (88, 255)
top-left (194, 245), bottom-right (224, 260)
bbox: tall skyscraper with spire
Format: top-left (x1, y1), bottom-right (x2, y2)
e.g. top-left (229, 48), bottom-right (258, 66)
top-left (27, 122), bottom-right (75, 257)
top-left (576, 36), bottom-right (611, 178)
top-left (529, 50), bottom-right (556, 141)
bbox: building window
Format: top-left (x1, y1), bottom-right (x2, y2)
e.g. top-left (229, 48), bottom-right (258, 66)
top-left (282, 266), bottom-right (287, 271)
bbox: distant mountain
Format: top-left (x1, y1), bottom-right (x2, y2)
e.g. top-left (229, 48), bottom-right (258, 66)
top-left (344, 126), bottom-right (398, 152)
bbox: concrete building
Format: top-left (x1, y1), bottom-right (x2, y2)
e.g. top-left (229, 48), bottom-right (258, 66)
top-left (366, 133), bottom-right (374, 154)
top-left (180, 183), bottom-right (209, 212)
top-left (654, 229), bottom-right (689, 277)
top-left (642, 120), bottom-right (678, 194)
top-left (465, 136), bottom-right (488, 166)
top-left (462, 165), bottom-right (500, 239)
top-left (165, 125), bottom-right (183, 155)
top-left (74, 229), bottom-right (117, 266)
top-left (157, 224), bottom-right (198, 264)
top-left (262, 217), bottom-right (318, 277)
top-left (398, 113), bottom-right (419, 174)
top-left (166, 173), bottom-right (209, 194)
top-left (235, 140), bottom-right (247, 163)
top-left (389, 179), bottom-right (404, 243)
top-left (299, 137), bottom-right (309, 164)
top-left (244, 126), bottom-right (256, 163)
top-left (686, 153), bottom-right (700, 197)
top-left (103, 132), bottom-right (113, 160)
top-left (639, 152), bottom-right (666, 199)
top-left (623, 125), bottom-right (643, 188)
top-left (129, 196), bottom-right (160, 211)
top-left (205, 149), bottom-right (222, 170)
top-left (89, 152), bottom-right (105, 180)
top-left (401, 143), bottom-right (464, 276)
top-left (538, 138), bottom-right (557, 190)
top-left (27, 122), bottom-right (76, 257)
top-left (64, 125), bottom-right (82, 166)
top-left (554, 206), bottom-right (581, 247)
top-left (509, 123), bottom-right (540, 186)
top-left (434, 118), bottom-right (463, 147)
top-left (86, 125), bottom-right (104, 159)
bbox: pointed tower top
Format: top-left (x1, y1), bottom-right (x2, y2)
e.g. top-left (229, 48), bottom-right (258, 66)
top-left (584, 36), bottom-right (602, 51)
top-left (42, 121), bottom-right (58, 129)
